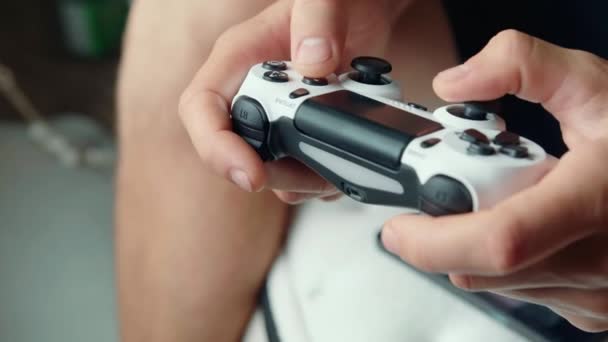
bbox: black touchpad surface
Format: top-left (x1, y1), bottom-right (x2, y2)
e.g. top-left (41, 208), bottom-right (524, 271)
top-left (294, 90), bottom-right (443, 169)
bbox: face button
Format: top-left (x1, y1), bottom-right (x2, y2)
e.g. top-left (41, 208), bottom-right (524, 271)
top-left (302, 77), bottom-right (329, 86)
top-left (289, 88), bottom-right (310, 99)
top-left (263, 71), bottom-right (289, 83)
top-left (460, 129), bottom-right (490, 144)
top-left (499, 145), bottom-right (529, 158)
top-left (447, 104), bottom-right (489, 121)
top-left (467, 142), bottom-right (496, 156)
top-left (262, 61), bottom-right (287, 71)
top-left (421, 138), bottom-right (441, 148)
top-left (408, 102), bottom-right (428, 111)
top-left (493, 131), bottom-right (521, 146)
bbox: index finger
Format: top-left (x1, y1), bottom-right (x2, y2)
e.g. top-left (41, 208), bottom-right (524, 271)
top-left (178, 1), bottom-right (291, 191)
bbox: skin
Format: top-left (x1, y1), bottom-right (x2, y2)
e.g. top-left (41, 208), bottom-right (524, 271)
top-left (120, 0), bottom-right (608, 337)
top-left (178, 0), bottom-right (417, 204)
top-left (116, 0), bottom-right (455, 341)
top-left (382, 30), bottom-right (608, 333)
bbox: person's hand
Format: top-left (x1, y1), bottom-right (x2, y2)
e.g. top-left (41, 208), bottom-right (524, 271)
top-left (381, 30), bottom-right (608, 332)
top-left (178, 0), bottom-right (412, 204)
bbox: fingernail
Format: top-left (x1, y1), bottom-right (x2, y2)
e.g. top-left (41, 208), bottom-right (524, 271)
top-left (296, 37), bottom-right (332, 65)
top-left (436, 64), bottom-right (471, 82)
top-left (229, 169), bottom-right (252, 192)
top-left (382, 225), bottom-right (400, 255)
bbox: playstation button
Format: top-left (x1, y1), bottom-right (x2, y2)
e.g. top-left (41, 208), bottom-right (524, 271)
top-left (262, 61), bottom-right (287, 71)
top-left (264, 71), bottom-right (289, 83)
top-left (302, 77), bottom-right (328, 86)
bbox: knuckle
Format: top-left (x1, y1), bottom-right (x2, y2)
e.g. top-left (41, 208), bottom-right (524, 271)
top-left (486, 217), bottom-right (526, 275)
top-left (177, 89), bottom-right (197, 121)
top-left (490, 29), bottom-right (536, 62)
top-left (214, 26), bottom-right (239, 50)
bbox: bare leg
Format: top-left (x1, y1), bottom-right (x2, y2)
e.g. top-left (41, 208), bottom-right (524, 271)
top-left (116, 1), bottom-right (288, 341)
top-left (115, 0), bottom-right (456, 341)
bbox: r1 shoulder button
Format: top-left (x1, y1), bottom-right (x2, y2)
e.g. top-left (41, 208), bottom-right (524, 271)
top-left (289, 88), bottom-right (310, 99)
top-left (263, 71), bottom-right (289, 83)
top-left (262, 61), bottom-right (287, 71)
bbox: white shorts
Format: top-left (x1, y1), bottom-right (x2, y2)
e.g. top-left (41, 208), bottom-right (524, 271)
top-left (242, 198), bottom-right (531, 342)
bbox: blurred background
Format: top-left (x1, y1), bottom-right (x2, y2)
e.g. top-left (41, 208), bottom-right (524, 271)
top-left (0, 1), bottom-right (129, 341)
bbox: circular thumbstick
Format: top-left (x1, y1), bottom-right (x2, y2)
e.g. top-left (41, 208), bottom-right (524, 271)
top-left (463, 102), bottom-right (489, 121)
top-left (350, 56), bottom-right (393, 85)
top-left (446, 102), bottom-right (491, 121)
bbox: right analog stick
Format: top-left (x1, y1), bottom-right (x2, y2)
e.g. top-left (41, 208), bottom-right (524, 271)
top-left (446, 102), bottom-right (496, 121)
top-left (463, 102), bottom-right (489, 121)
top-left (350, 56), bottom-right (393, 85)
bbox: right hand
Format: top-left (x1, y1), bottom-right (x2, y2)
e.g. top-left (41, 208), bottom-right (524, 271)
top-left (178, 0), bottom-right (413, 204)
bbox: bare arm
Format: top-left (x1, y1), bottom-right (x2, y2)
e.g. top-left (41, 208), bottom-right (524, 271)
top-left (115, 1), bottom-right (288, 341)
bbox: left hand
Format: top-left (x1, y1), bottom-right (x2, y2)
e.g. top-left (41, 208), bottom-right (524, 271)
top-left (381, 30), bottom-right (608, 333)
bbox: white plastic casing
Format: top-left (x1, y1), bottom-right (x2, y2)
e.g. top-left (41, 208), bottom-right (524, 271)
top-left (236, 61), bottom-right (557, 342)
top-left (232, 61), bottom-right (556, 212)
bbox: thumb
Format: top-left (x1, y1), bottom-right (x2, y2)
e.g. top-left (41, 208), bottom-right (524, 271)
top-left (433, 30), bottom-right (608, 143)
top-left (291, 0), bottom-right (347, 77)
top-left (382, 143), bottom-right (607, 276)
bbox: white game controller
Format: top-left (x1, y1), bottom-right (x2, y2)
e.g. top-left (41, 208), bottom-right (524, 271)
top-left (231, 57), bottom-right (556, 216)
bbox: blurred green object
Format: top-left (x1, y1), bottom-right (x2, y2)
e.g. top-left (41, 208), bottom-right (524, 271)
top-left (57, 0), bottom-right (130, 59)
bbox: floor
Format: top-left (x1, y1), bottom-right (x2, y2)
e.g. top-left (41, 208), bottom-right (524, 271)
top-left (0, 118), bottom-right (118, 342)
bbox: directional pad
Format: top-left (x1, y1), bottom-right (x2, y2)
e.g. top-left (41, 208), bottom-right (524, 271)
top-left (263, 71), bottom-right (289, 83)
top-left (262, 61), bottom-right (287, 71)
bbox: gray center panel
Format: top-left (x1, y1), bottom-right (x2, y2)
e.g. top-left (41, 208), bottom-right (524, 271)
top-left (271, 117), bottom-right (421, 208)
